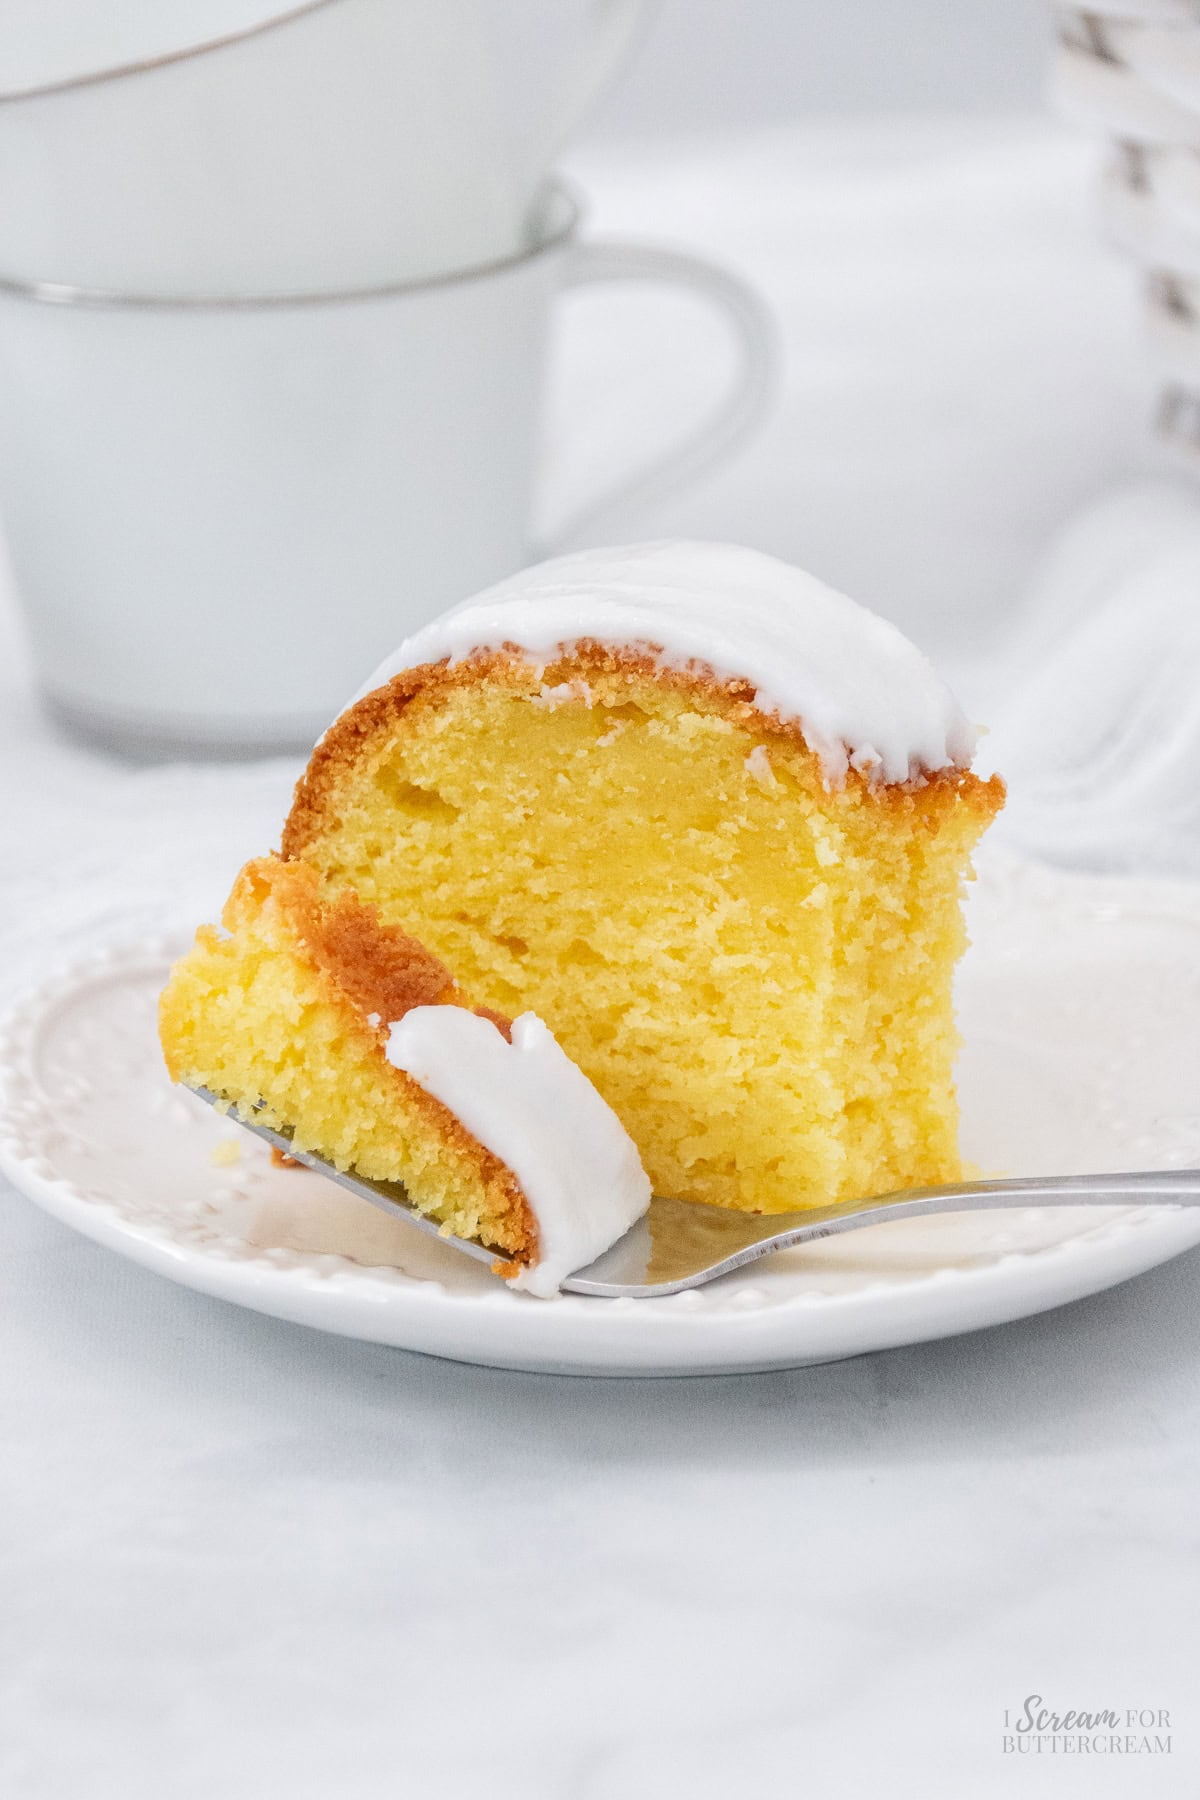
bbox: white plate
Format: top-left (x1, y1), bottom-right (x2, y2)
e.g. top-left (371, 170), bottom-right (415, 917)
top-left (2, 852), bottom-right (1200, 1376)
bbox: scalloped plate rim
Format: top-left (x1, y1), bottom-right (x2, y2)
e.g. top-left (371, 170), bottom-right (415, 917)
top-left (2, 848), bottom-right (1200, 1376)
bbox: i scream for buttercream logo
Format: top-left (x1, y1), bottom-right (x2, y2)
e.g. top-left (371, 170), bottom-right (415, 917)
top-left (1002, 1696), bottom-right (1172, 1756)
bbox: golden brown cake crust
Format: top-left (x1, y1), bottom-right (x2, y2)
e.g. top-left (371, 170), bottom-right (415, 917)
top-left (214, 857), bottom-right (536, 1266)
top-left (231, 858), bottom-right (514, 1042)
top-left (282, 647), bottom-right (1004, 858)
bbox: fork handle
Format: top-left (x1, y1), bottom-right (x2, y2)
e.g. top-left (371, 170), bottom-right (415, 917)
top-left (566, 1169), bottom-right (1200, 1297)
top-left (811, 1167), bottom-right (1200, 1223)
top-left (697, 1169), bottom-right (1200, 1283)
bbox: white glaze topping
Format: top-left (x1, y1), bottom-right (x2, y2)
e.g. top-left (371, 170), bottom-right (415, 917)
top-left (384, 1008), bottom-right (651, 1298)
top-left (352, 541), bottom-right (977, 784)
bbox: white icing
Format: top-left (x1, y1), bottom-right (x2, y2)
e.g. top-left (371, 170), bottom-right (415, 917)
top-left (351, 541), bottom-right (977, 784)
top-left (384, 1007), bottom-right (650, 1298)
top-left (745, 744), bottom-right (777, 791)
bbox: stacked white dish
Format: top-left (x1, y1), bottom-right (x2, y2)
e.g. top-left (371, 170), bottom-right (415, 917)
top-left (0, 1), bottom-right (777, 755)
top-left (1052, 0), bottom-right (1200, 467)
top-left (0, 0), bottom-right (651, 293)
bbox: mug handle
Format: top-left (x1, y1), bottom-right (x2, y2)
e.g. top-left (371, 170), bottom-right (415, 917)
top-left (537, 238), bottom-right (780, 553)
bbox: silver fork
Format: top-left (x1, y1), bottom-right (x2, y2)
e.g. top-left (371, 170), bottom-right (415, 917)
top-left (189, 1087), bottom-right (1200, 1298)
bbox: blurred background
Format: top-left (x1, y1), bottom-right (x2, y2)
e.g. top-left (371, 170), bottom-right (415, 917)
top-left (541, 0), bottom-right (1138, 678)
top-left (580, 0), bottom-right (1049, 136)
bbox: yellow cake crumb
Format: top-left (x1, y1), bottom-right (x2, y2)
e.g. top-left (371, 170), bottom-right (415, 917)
top-left (160, 858), bottom-right (538, 1266)
top-left (281, 652), bottom-right (1003, 1213)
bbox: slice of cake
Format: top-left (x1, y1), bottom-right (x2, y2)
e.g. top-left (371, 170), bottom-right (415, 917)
top-left (279, 541), bottom-right (1003, 1215)
top-left (159, 854), bottom-right (651, 1295)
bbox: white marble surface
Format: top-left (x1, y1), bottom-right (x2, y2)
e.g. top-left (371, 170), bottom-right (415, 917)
top-left (2, 117), bottom-right (1198, 1797)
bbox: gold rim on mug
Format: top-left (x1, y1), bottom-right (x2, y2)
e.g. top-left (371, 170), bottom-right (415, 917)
top-left (0, 183), bottom-right (583, 309)
top-left (0, 0), bottom-right (355, 104)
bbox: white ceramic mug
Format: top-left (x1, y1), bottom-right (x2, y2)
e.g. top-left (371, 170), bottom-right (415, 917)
top-left (0, 185), bottom-right (776, 756)
top-left (0, 0), bottom-right (651, 294)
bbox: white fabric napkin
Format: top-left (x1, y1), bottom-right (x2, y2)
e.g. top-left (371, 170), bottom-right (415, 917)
top-left (986, 478), bottom-right (1200, 875)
